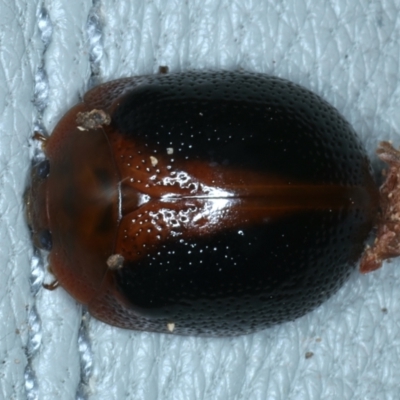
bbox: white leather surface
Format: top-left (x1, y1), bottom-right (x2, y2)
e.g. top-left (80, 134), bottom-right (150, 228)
top-left (1, 0), bottom-right (400, 399)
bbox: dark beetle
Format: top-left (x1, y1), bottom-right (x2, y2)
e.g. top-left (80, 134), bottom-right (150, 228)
top-left (26, 71), bottom-right (379, 336)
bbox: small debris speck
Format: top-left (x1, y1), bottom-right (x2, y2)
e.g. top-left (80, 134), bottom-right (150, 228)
top-left (158, 66), bottom-right (169, 74)
top-left (76, 109), bottom-right (111, 131)
top-left (150, 156), bottom-right (158, 167)
top-left (107, 254), bottom-right (124, 270)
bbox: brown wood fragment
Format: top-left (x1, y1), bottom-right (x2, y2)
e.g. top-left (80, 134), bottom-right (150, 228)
top-left (360, 141), bottom-right (400, 273)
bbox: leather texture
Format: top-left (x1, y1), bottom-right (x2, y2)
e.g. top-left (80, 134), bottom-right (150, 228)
top-left (1, 0), bottom-right (400, 399)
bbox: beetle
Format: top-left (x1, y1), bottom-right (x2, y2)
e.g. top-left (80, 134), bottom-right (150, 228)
top-left (26, 70), bottom-right (381, 336)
